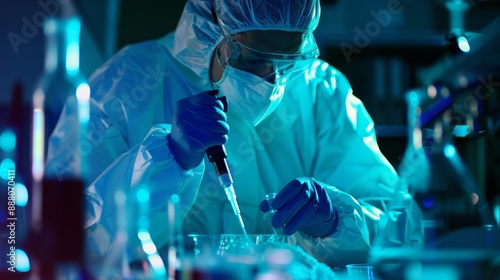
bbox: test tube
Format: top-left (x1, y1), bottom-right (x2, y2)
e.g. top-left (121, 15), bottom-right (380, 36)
top-left (263, 193), bottom-right (284, 238)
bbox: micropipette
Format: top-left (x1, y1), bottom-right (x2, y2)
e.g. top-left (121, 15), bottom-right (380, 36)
top-left (205, 90), bottom-right (248, 238)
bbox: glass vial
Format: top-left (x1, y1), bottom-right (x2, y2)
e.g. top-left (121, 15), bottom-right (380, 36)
top-left (263, 193), bottom-right (284, 238)
top-left (124, 185), bottom-right (167, 279)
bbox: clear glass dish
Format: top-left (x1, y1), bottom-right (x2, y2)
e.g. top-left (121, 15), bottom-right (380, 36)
top-left (187, 234), bottom-right (282, 258)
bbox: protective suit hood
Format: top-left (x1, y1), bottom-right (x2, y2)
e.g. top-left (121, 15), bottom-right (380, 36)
top-left (166, 0), bottom-right (222, 90)
top-left (166, 0), bottom-right (321, 92)
top-left (213, 0), bottom-right (320, 35)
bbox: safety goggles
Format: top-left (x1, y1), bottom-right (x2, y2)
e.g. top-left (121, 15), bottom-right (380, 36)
top-left (216, 33), bottom-right (319, 83)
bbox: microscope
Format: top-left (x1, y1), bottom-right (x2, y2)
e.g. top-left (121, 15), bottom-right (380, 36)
top-left (370, 1), bottom-right (500, 279)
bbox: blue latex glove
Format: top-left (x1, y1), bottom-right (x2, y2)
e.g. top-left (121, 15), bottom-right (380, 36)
top-left (168, 90), bottom-right (229, 170)
top-left (260, 177), bottom-right (338, 237)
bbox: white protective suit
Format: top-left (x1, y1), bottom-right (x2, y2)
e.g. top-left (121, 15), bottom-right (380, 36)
top-left (45, 0), bottom-right (421, 268)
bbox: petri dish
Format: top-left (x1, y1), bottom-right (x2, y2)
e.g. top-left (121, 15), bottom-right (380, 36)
top-left (187, 234), bottom-right (280, 258)
top-left (346, 263), bottom-right (376, 280)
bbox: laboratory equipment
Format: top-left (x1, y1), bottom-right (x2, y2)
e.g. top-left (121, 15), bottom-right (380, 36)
top-left (346, 264), bottom-right (376, 280)
top-left (186, 233), bottom-right (337, 279)
top-left (263, 193), bottom-right (285, 238)
top-left (188, 234), bottom-right (280, 258)
top-left (27, 7), bottom-right (90, 279)
top-left (166, 194), bottom-right (184, 280)
top-left (442, 0), bottom-right (474, 54)
top-left (124, 185), bottom-right (166, 279)
top-left (205, 89), bottom-right (248, 238)
top-left (184, 234), bottom-right (265, 280)
top-left (371, 86), bottom-right (499, 279)
top-left (370, 16), bottom-right (500, 279)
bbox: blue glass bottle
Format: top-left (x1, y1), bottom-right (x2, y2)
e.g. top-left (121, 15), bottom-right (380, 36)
top-left (32, 15), bottom-right (90, 182)
top-left (29, 13), bottom-right (90, 279)
top-left (124, 185), bottom-right (167, 279)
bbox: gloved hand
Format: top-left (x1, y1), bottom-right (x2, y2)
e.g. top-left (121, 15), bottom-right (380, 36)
top-left (260, 177), bottom-right (338, 237)
top-left (168, 90), bottom-right (229, 170)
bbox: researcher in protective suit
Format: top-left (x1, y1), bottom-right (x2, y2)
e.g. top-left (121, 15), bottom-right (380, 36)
top-left (46, 0), bottom-right (422, 268)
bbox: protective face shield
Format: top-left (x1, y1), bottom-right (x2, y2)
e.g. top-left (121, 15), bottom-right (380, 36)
top-left (220, 34), bottom-right (318, 83)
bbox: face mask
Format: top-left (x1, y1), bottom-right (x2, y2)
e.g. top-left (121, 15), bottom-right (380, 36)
top-left (214, 65), bottom-right (285, 126)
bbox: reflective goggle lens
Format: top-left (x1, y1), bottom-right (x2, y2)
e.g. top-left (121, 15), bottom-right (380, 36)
top-left (217, 36), bottom-right (317, 83)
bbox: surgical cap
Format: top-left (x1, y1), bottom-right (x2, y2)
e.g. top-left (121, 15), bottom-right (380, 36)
top-left (213, 0), bottom-right (321, 35)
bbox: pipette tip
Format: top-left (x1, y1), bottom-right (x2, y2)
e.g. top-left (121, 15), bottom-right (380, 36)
top-left (237, 214), bottom-right (248, 239)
